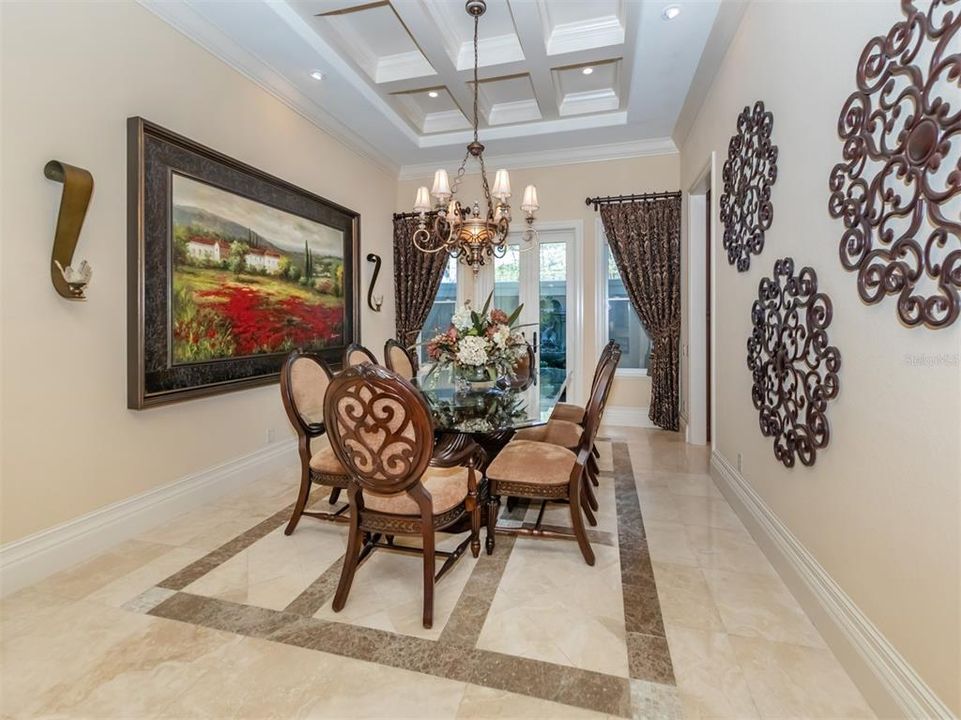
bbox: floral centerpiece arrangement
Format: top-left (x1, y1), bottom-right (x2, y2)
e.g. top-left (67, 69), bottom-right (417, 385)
top-left (426, 292), bottom-right (527, 386)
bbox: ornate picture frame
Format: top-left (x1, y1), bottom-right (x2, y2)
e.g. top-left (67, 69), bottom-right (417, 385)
top-left (127, 117), bottom-right (360, 409)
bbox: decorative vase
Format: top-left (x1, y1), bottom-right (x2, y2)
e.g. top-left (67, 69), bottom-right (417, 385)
top-left (454, 364), bottom-right (496, 393)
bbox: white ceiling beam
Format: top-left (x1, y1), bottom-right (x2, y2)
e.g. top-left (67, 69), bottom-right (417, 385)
top-left (507, 0), bottom-right (558, 120)
top-left (389, 1), bottom-right (481, 127)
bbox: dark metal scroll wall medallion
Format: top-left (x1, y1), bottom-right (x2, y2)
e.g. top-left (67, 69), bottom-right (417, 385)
top-left (747, 258), bottom-right (841, 468)
top-left (828, 0), bottom-right (961, 329)
top-left (720, 101), bottom-right (779, 271)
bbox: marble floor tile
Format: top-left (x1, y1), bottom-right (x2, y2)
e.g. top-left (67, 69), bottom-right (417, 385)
top-left (313, 531), bottom-right (477, 640)
top-left (729, 636), bottom-right (874, 719)
top-left (477, 539), bottom-right (629, 677)
top-left (456, 682), bottom-right (613, 719)
top-left (31, 540), bottom-right (174, 601)
top-left (684, 524), bottom-right (777, 577)
top-left (664, 624), bottom-right (759, 719)
top-left (630, 678), bottom-right (683, 720)
top-left (702, 568), bottom-right (826, 648)
top-left (672, 495), bottom-right (746, 532)
top-left (644, 521), bottom-right (699, 567)
top-left (135, 503), bottom-right (282, 551)
top-left (186, 522), bottom-right (347, 612)
top-left (85, 545), bottom-right (208, 608)
top-left (652, 563), bottom-right (724, 632)
top-left (663, 473), bottom-right (723, 499)
top-left (634, 487), bottom-right (681, 523)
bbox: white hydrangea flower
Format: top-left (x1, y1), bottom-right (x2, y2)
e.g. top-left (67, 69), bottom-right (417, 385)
top-left (491, 325), bottom-right (511, 349)
top-left (451, 304), bottom-right (473, 331)
top-left (457, 335), bottom-right (489, 366)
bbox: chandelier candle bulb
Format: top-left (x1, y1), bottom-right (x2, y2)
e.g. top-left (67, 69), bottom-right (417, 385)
top-left (414, 186), bottom-right (431, 213)
top-left (492, 169), bottom-right (511, 200)
top-left (521, 185), bottom-right (539, 214)
top-left (431, 169), bottom-right (451, 200)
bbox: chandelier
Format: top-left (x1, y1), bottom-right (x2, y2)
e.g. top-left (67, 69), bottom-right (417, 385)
top-left (410, 0), bottom-right (539, 274)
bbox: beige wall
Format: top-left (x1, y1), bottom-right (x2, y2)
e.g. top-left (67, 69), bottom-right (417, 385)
top-left (678, 1), bottom-right (960, 714)
top-left (0, 1), bottom-right (396, 544)
top-left (397, 153), bottom-right (680, 410)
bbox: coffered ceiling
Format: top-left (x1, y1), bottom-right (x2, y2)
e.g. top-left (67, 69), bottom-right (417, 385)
top-left (141, 0), bottom-right (726, 176)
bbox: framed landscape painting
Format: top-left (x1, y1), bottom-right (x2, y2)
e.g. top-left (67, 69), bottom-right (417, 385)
top-left (127, 117), bottom-right (359, 409)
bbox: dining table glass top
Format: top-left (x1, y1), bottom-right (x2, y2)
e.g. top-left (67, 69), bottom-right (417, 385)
top-left (414, 365), bottom-right (571, 435)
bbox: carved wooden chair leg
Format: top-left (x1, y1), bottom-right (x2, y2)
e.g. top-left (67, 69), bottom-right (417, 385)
top-left (486, 494), bottom-right (500, 555)
top-left (569, 476), bottom-right (595, 566)
top-left (583, 473), bottom-right (599, 512)
top-left (385, 535), bottom-right (395, 546)
top-left (333, 499), bottom-right (363, 612)
top-left (421, 517), bottom-right (436, 629)
top-left (587, 455), bottom-right (600, 486)
top-left (284, 471), bottom-right (312, 536)
top-left (581, 483), bottom-right (597, 527)
top-left (328, 487), bottom-right (341, 505)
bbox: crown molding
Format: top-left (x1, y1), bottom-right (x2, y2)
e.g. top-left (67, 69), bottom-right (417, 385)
top-left (398, 136), bottom-right (678, 180)
top-left (137, 0), bottom-right (400, 176)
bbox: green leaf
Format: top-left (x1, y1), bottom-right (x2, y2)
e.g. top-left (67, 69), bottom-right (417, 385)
top-left (480, 290), bottom-right (493, 318)
top-left (506, 304), bottom-right (524, 327)
top-left (471, 310), bottom-right (480, 328)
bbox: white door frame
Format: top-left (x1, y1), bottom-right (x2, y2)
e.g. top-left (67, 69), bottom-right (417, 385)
top-left (467, 220), bottom-right (584, 405)
top-left (685, 153), bottom-right (716, 448)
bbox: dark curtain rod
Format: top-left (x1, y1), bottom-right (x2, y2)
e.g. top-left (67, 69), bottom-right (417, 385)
top-left (585, 191), bottom-right (681, 211)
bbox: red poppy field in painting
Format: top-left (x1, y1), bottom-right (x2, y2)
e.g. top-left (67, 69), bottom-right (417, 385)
top-left (171, 174), bottom-right (346, 364)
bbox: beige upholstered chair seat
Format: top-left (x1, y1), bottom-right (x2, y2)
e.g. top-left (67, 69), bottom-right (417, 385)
top-left (550, 402), bottom-right (586, 424)
top-left (362, 465), bottom-right (470, 515)
top-left (513, 419), bottom-right (583, 449)
top-left (309, 445), bottom-right (347, 476)
top-left (486, 440), bottom-right (576, 486)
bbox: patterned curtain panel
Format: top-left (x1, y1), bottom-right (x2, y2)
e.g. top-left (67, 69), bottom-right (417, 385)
top-left (392, 216), bottom-right (448, 348)
top-left (600, 198), bottom-right (681, 431)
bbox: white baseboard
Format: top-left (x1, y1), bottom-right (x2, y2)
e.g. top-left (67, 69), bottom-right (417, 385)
top-left (603, 405), bottom-right (656, 428)
top-left (711, 450), bottom-right (954, 720)
top-left (0, 439), bottom-right (298, 598)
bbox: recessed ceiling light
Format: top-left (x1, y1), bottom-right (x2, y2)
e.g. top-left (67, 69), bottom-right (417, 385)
top-left (309, 70), bottom-right (325, 81)
top-left (662, 5), bottom-right (681, 20)
top-left (582, 67), bottom-right (594, 75)
top-left (428, 90), bottom-right (439, 98)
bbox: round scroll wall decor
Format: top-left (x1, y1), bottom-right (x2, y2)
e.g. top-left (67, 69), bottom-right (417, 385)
top-left (720, 101), bottom-right (779, 272)
top-left (747, 258), bottom-right (841, 468)
top-left (827, 0), bottom-right (960, 329)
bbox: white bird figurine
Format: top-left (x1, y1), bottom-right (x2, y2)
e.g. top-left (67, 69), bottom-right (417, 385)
top-left (55, 259), bottom-right (92, 298)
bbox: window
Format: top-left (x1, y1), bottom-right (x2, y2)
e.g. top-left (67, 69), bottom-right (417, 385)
top-left (599, 224), bottom-right (651, 372)
top-left (419, 255), bottom-right (459, 363)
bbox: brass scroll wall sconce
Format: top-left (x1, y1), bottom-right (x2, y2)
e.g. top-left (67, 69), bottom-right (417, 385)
top-left (44, 160), bottom-right (94, 300)
top-left (366, 253), bottom-right (383, 312)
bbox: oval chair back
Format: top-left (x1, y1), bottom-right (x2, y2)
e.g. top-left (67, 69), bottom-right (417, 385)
top-left (343, 343), bottom-right (379, 369)
top-left (579, 347), bottom-right (621, 456)
top-left (324, 363), bottom-right (435, 499)
top-left (588, 340), bottom-right (618, 398)
top-left (384, 338), bottom-right (418, 381)
top-left (280, 350), bottom-right (333, 435)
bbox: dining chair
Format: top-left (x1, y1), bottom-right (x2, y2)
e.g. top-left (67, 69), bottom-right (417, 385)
top-left (509, 348), bottom-right (620, 522)
top-left (550, 339), bottom-right (617, 424)
top-left (485, 347), bottom-right (620, 565)
top-left (384, 338), bottom-right (418, 380)
top-left (343, 342), bottom-right (379, 368)
top-left (279, 349), bottom-right (351, 535)
top-left (323, 362), bottom-right (483, 629)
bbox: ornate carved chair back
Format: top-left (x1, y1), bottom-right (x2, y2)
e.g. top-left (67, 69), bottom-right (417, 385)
top-left (280, 350), bottom-right (333, 438)
top-left (343, 343), bottom-right (380, 369)
top-left (324, 363), bottom-right (435, 505)
top-left (579, 348), bottom-right (621, 456)
top-left (384, 339), bottom-right (418, 381)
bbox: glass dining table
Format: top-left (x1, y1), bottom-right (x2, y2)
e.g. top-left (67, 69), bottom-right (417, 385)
top-left (413, 364), bottom-right (571, 439)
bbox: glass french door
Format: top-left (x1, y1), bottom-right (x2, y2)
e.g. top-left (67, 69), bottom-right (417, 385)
top-left (490, 229), bottom-right (576, 402)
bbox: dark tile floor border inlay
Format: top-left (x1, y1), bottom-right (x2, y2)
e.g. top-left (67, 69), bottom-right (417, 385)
top-left (144, 441), bottom-right (674, 718)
